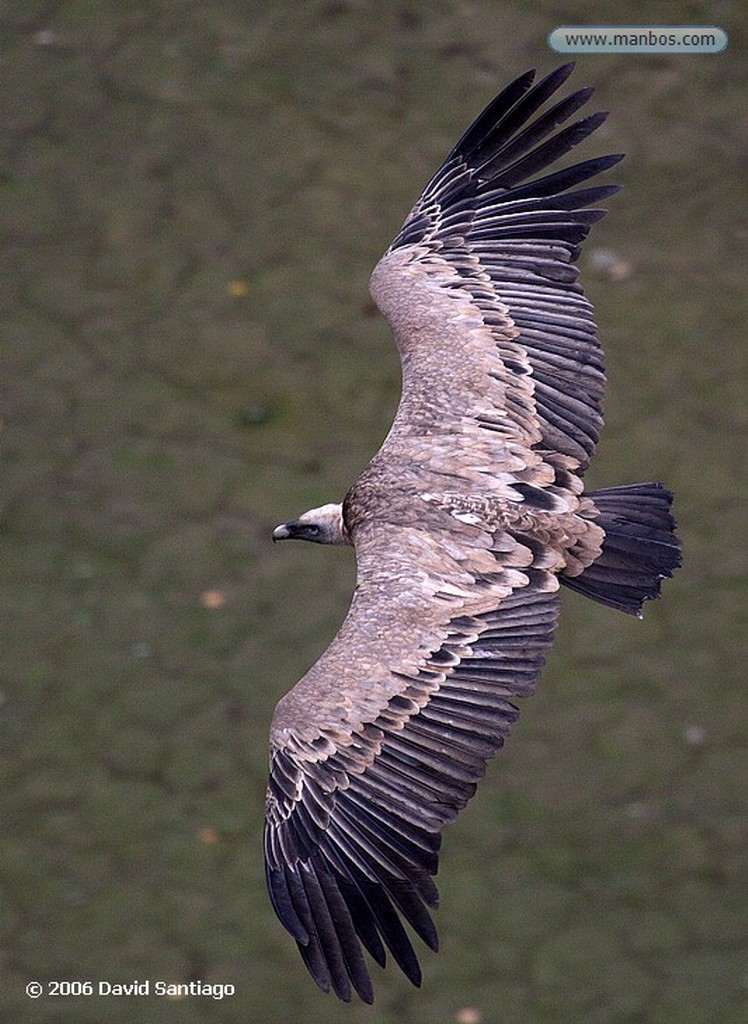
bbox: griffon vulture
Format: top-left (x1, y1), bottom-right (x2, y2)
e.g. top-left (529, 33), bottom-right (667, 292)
top-left (265, 63), bottom-right (681, 1003)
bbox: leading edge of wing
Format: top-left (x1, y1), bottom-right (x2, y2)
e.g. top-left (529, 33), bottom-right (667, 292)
top-left (264, 572), bottom-right (560, 1003)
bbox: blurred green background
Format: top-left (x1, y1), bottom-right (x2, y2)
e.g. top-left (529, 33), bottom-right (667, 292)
top-left (1, 2), bottom-right (746, 1022)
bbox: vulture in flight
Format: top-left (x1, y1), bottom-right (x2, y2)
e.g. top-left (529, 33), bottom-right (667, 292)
top-left (265, 63), bottom-right (681, 1003)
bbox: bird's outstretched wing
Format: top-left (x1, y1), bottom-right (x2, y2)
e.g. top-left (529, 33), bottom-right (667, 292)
top-left (370, 61), bottom-right (622, 477)
top-left (266, 520), bottom-right (561, 1003)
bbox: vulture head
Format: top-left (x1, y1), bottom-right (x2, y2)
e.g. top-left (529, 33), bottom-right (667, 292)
top-left (272, 502), bottom-right (348, 545)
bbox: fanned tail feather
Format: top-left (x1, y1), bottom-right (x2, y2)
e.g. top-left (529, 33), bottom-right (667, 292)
top-left (560, 483), bottom-right (681, 616)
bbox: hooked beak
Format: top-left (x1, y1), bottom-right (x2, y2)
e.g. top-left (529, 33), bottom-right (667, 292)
top-left (272, 521), bottom-right (297, 542)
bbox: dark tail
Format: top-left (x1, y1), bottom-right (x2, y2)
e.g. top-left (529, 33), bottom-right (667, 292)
top-left (560, 483), bottom-right (681, 617)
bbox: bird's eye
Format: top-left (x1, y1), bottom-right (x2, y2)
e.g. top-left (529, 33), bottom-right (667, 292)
top-left (306, 525), bottom-right (320, 537)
